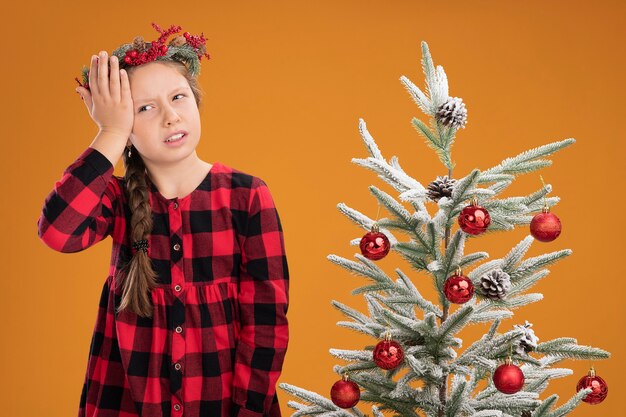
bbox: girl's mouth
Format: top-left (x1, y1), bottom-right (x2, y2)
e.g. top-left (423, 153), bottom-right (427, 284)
top-left (164, 133), bottom-right (187, 146)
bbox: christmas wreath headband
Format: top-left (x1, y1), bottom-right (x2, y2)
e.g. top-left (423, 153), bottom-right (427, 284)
top-left (75, 22), bottom-right (211, 91)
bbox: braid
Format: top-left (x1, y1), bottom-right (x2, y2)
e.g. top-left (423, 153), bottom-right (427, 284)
top-left (114, 59), bottom-right (204, 318)
top-left (116, 147), bottom-right (159, 318)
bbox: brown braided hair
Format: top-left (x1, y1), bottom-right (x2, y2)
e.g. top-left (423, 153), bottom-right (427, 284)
top-left (115, 59), bottom-right (204, 318)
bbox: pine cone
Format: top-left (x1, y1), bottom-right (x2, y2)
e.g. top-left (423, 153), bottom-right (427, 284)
top-left (436, 97), bottom-right (467, 129)
top-left (479, 269), bottom-right (511, 300)
top-left (132, 36), bottom-right (148, 52)
top-left (427, 175), bottom-right (457, 202)
top-left (169, 35), bottom-right (186, 47)
top-left (514, 321), bottom-right (540, 355)
top-left (522, 412), bottom-right (532, 417)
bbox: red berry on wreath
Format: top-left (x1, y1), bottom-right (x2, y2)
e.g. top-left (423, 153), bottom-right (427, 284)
top-left (493, 358), bottom-right (525, 394)
top-left (530, 204), bottom-right (561, 242)
top-left (373, 332), bottom-right (404, 370)
top-left (576, 367), bottom-right (608, 405)
top-left (444, 268), bottom-right (474, 304)
top-left (330, 373), bottom-right (360, 408)
top-left (359, 223), bottom-right (390, 261)
top-left (458, 197), bottom-right (490, 235)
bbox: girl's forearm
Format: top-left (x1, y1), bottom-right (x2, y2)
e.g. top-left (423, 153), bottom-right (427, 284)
top-left (89, 129), bottom-right (129, 167)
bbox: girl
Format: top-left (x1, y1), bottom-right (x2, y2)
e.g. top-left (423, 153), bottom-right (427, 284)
top-left (37, 23), bottom-right (289, 417)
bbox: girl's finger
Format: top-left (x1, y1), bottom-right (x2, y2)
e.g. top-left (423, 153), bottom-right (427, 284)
top-left (109, 55), bottom-right (120, 101)
top-left (77, 87), bottom-right (93, 114)
top-left (89, 54), bottom-right (99, 96)
top-left (120, 68), bottom-right (131, 104)
top-left (84, 94), bottom-right (93, 114)
top-left (98, 51), bottom-right (110, 100)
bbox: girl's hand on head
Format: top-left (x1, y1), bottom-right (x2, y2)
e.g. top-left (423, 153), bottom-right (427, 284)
top-left (75, 51), bottom-right (134, 140)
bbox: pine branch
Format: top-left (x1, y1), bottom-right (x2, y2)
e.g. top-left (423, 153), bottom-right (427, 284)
top-left (487, 293), bottom-right (544, 310)
top-left (509, 250), bottom-right (572, 281)
top-left (370, 292), bottom-right (417, 319)
top-left (536, 338), bottom-right (577, 351)
top-left (525, 367), bottom-right (573, 381)
top-left (358, 117), bottom-right (385, 160)
top-left (278, 382), bottom-right (341, 410)
top-left (470, 309), bottom-right (513, 324)
top-left (327, 254), bottom-right (396, 287)
top-left (335, 321), bottom-right (383, 338)
top-left (420, 41), bottom-right (444, 112)
top-left (477, 174), bottom-right (516, 184)
top-left (399, 74), bottom-right (432, 116)
top-left (468, 259), bottom-right (504, 281)
top-left (336, 361), bottom-right (380, 373)
top-left (459, 329), bottom-right (526, 363)
top-left (435, 304), bottom-right (474, 343)
top-left (471, 391), bottom-right (541, 415)
top-left (445, 378), bottom-right (467, 417)
top-left (487, 180), bottom-right (514, 196)
top-left (530, 394), bottom-right (558, 417)
top-left (546, 388), bottom-right (591, 417)
top-left (434, 230), bottom-right (466, 289)
top-left (352, 156), bottom-right (425, 194)
top-left (507, 270), bottom-right (550, 297)
top-left (331, 300), bottom-right (372, 325)
top-left (351, 283), bottom-right (395, 295)
top-left (535, 343), bottom-right (610, 361)
top-left (459, 252), bottom-right (490, 270)
top-left (379, 307), bottom-right (424, 339)
top-left (369, 185), bottom-right (418, 229)
top-left (524, 375), bottom-right (550, 393)
top-left (371, 406), bottom-right (385, 417)
top-left (482, 139), bottom-right (576, 177)
top-left (329, 348), bottom-right (373, 362)
top-left (386, 269), bottom-right (443, 317)
top-left (470, 411), bottom-right (503, 417)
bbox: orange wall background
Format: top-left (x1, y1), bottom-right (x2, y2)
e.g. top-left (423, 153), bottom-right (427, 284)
top-left (3, 1), bottom-right (625, 416)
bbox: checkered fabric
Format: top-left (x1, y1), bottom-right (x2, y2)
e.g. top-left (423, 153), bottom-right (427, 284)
top-left (37, 146), bottom-right (289, 417)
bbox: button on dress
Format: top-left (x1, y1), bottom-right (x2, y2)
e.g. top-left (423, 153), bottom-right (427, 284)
top-left (37, 146), bottom-right (289, 417)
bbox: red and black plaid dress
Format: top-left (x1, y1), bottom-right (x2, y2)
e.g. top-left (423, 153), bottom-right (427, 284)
top-left (37, 146), bottom-right (289, 417)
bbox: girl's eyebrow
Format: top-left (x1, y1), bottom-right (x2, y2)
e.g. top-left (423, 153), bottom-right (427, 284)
top-left (135, 86), bottom-right (189, 103)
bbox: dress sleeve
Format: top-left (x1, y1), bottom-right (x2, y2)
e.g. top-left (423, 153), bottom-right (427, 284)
top-left (232, 178), bottom-right (290, 417)
top-left (37, 146), bottom-right (118, 253)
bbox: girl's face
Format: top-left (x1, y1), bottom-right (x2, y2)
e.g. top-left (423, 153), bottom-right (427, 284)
top-left (126, 62), bottom-right (201, 167)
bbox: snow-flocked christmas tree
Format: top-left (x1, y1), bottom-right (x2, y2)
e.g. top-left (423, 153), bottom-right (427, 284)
top-left (278, 41), bottom-right (610, 417)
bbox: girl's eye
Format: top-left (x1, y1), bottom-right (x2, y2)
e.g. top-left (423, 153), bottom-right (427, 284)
top-left (138, 94), bottom-right (185, 113)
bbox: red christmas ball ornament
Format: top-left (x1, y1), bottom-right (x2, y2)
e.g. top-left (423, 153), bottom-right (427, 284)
top-left (530, 204), bottom-right (562, 242)
top-left (373, 332), bottom-right (404, 370)
top-left (359, 223), bottom-right (390, 261)
top-left (330, 373), bottom-right (360, 408)
top-left (443, 268), bottom-right (475, 304)
top-left (458, 197), bottom-right (491, 235)
top-left (577, 367), bottom-right (608, 405)
top-left (493, 359), bottom-right (525, 394)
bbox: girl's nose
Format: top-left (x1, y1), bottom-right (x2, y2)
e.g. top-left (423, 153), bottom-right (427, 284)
top-left (164, 106), bottom-right (182, 125)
